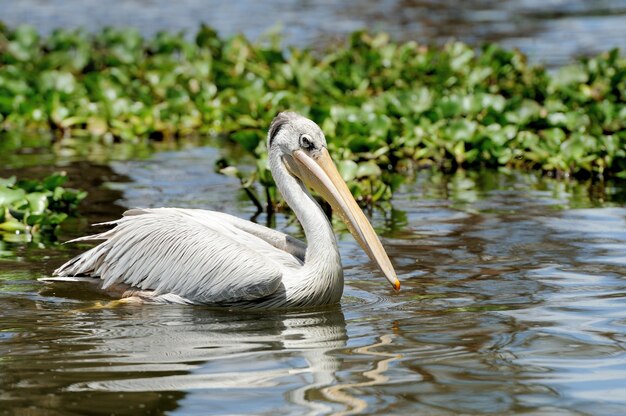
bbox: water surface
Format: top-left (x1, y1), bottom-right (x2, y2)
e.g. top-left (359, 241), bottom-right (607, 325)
top-left (1, 0), bottom-right (626, 66)
top-left (1, 146), bottom-right (626, 415)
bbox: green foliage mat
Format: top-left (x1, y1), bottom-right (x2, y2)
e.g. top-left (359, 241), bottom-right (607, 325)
top-left (1, 23), bottom-right (625, 208)
top-left (0, 173), bottom-right (86, 242)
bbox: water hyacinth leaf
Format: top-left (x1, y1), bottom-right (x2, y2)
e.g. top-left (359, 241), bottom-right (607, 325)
top-left (0, 220), bottom-right (28, 233)
top-left (42, 173), bottom-right (68, 190)
top-left (371, 182), bottom-right (389, 202)
top-left (25, 213), bottom-right (44, 226)
top-left (551, 65), bottom-right (589, 89)
top-left (505, 100), bottom-right (542, 125)
top-left (38, 71), bottom-right (77, 94)
top-left (0, 173), bottom-right (86, 243)
top-left (25, 192), bottom-right (48, 214)
top-left (436, 96), bottom-right (463, 118)
top-left (479, 94), bottom-right (506, 113)
top-left (356, 161), bottom-right (382, 178)
top-left (87, 117), bottom-right (108, 135)
top-left (337, 160), bottom-right (358, 182)
top-left (449, 42), bottom-right (475, 72)
top-left (541, 128), bottom-right (566, 147)
top-left (0, 177), bottom-right (17, 187)
top-left (445, 119), bottom-right (478, 143)
top-left (231, 129), bottom-right (262, 152)
top-left (468, 66), bottom-right (492, 87)
top-left (0, 24), bottom-right (625, 208)
top-left (369, 114), bottom-right (392, 139)
top-left (0, 187), bottom-right (26, 207)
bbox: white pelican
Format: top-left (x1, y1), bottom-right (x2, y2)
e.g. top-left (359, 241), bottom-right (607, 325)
top-left (45, 112), bottom-right (400, 308)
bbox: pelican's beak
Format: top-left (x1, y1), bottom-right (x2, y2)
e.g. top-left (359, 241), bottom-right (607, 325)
top-left (291, 148), bottom-right (400, 291)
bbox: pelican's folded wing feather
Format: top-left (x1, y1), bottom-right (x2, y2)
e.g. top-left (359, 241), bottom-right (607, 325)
top-left (204, 211), bottom-right (307, 261)
top-left (54, 208), bottom-right (288, 304)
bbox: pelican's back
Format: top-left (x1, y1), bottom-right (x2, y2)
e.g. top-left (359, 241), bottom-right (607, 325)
top-left (52, 208), bottom-right (298, 304)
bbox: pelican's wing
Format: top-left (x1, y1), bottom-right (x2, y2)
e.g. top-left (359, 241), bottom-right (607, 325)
top-left (54, 208), bottom-right (302, 304)
top-left (194, 211), bottom-right (307, 261)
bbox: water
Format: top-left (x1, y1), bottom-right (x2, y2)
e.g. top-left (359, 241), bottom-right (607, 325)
top-left (1, 147), bottom-right (626, 415)
top-left (1, 0), bottom-right (626, 66)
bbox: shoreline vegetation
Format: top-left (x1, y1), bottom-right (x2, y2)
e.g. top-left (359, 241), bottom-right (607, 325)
top-left (0, 172), bottom-right (86, 243)
top-left (1, 23), bottom-right (625, 239)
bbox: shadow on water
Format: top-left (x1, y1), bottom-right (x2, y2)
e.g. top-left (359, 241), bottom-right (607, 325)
top-left (2, 145), bottom-right (626, 414)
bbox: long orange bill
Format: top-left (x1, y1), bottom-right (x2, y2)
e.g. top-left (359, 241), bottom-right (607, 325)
top-left (291, 148), bottom-right (400, 291)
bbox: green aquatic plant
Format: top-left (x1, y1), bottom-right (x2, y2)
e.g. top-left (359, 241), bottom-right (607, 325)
top-left (1, 24), bottom-right (625, 208)
top-left (0, 172), bottom-right (86, 242)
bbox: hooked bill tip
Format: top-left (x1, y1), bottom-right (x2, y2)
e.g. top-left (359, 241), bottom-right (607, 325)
top-left (393, 280), bottom-right (401, 291)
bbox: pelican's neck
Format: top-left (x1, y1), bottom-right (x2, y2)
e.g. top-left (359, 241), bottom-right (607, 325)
top-left (270, 153), bottom-right (341, 273)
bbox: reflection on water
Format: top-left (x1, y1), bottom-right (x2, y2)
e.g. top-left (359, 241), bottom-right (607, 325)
top-left (0, 294), bottom-right (345, 414)
top-left (2, 148), bottom-right (626, 414)
top-left (1, 0), bottom-right (625, 66)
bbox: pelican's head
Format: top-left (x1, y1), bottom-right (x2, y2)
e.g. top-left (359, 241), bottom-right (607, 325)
top-left (268, 112), bottom-right (400, 291)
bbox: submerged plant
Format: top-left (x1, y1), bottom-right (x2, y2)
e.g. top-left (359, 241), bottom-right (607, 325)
top-left (0, 172), bottom-right (87, 242)
top-left (1, 24), bottom-right (625, 208)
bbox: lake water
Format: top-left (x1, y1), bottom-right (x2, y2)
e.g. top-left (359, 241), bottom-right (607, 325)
top-left (2, 1), bottom-right (626, 413)
top-left (1, 145), bottom-right (626, 415)
top-left (1, 0), bottom-right (626, 67)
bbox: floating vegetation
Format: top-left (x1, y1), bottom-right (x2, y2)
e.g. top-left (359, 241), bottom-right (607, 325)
top-left (0, 172), bottom-right (86, 242)
top-left (1, 23), bottom-right (625, 207)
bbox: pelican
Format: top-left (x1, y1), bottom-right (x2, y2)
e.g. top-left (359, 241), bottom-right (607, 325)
top-left (45, 112), bottom-right (400, 308)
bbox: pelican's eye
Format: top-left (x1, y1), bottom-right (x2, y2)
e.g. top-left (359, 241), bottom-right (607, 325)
top-left (300, 134), bottom-right (315, 151)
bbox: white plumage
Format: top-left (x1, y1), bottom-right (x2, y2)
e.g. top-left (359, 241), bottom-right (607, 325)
top-left (45, 112), bottom-right (400, 309)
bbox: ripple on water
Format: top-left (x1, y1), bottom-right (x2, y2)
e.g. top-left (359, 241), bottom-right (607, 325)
top-left (4, 155), bottom-right (626, 414)
top-left (499, 260), bottom-right (626, 409)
